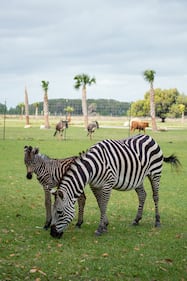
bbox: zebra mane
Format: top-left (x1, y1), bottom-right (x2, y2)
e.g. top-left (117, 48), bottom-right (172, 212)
top-left (38, 153), bottom-right (51, 160)
top-left (78, 150), bottom-right (88, 159)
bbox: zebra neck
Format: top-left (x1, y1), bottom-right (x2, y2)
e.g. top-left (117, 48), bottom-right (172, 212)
top-left (34, 155), bottom-right (51, 175)
top-left (60, 160), bottom-right (91, 198)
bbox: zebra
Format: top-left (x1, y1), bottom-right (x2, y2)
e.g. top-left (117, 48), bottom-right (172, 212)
top-left (54, 120), bottom-right (68, 138)
top-left (50, 134), bottom-right (180, 238)
top-left (24, 145), bottom-right (86, 229)
top-left (87, 121), bottom-right (99, 140)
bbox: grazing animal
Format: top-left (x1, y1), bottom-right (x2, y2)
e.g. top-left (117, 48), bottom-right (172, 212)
top-left (50, 134), bottom-right (180, 238)
top-left (54, 120), bottom-right (68, 137)
top-left (24, 146), bottom-right (86, 229)
top-left (130, 120), bottom-right (149, 134)
top-left (87, 121), bottom-right (99, 140)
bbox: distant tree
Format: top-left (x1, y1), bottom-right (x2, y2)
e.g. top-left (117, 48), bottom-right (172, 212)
top-left (74, 74), bottom-right (96, 128)
top-left (41, 81), bottom-right (50, 128)
top-left (24, 87), bottom-right (30, 126)
top-left (176, 93), bottom-right (187, 115)
top-left (145, 88), bottom-right (180, 122)
top-left (32, 102), bottom-right (39, 117)
top-left (131, 99), bottom-right (149, 117)
top-left (143, 70), bottom-right (157, 131)
top-left (178, 104), bottom-right (185, 122)
top-left (169, 103), bottom-right (185, 120)
top-left (0, 103), bottom-right (7, 114)
top-left (88, 103), bottom-right (97, 115)
top-left (64, 106), bottom-right (74, 123)
top-left (17, 102), bottom-right (25, 119)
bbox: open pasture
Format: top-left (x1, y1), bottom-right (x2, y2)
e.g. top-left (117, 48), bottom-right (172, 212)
top-left (0, 117), bottom-right (187, 280)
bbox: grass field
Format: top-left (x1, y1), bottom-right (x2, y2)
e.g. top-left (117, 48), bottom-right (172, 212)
top-left (0, 116), bottom-right (187, 281)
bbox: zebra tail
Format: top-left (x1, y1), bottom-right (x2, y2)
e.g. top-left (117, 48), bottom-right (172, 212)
top-left (163, 154), bottom-right (181, 169)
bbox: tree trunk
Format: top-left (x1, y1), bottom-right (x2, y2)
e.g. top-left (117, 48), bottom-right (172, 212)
top-left (21, 106), bottom-right (24, 120)
top-left (24, 88), bottom-right (30, 126)
top-left (43, 92), bottom-right (50, 129)
top-left (67, 113), bottom-right (71, 123)
top-left (82, 86), bottom-right (88, 129)
top-left (150, 85), bottom-right (157, 131)
top-left (35, 106), bottom-right (38, 118)
top-left (181, 111), bottom-right (184, 123)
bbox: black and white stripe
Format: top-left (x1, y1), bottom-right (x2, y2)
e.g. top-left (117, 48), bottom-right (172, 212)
top-left (50, 135), bottom-right (180, 238)
top-left (24, 146), bottom-right (86, 229)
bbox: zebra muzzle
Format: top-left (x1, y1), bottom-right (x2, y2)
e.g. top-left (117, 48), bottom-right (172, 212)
top-left (50, 225), bottom-right (63, 239)
top-left (26, 172), bottom-right (33, 179)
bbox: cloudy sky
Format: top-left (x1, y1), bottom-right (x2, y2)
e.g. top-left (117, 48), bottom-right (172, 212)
top-left (1, 0), bottom-right (187, 108)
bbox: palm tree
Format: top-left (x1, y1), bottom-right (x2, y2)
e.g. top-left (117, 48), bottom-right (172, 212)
top-left (17, 102), bottom-right (25, 119)
top-left (32, 102), bottom-right (39, 118)
top-left (74, 74), bottom-right (96, 128)
top-left (178, 103), bottom-right (185, 123)
top-left (64, 106), bottom-right (74, 123)
top-left (143, 70), bottom-right (157, 131)
top-left (24, 87), bottom-right (30, 126)
top-left (41, 81), bottom-right (50, 129)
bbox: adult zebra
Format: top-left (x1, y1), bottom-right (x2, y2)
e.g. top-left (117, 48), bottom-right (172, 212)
top-left (50, 134), bottom-right (180, 238)
top-left (24, 146), bottom-right (86, 229)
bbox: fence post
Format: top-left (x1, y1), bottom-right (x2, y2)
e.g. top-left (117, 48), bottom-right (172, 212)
top-left (3, 100), bottom-right (6, 140)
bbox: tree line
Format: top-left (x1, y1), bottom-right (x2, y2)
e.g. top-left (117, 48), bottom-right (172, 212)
top-left (0, 99), bottom-right (130, 117)
top-left (1, 71), bottom-right (187, 130)
top-left (130, 88), bottom-right (187, 122)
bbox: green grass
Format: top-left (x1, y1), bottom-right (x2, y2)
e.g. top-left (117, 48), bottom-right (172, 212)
top-left (0, 117), bottom-right (187, 281)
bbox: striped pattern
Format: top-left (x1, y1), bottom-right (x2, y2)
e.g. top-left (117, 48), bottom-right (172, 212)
top-left (50, 135), bottom-right (180, 238)
top-left (24, 146), bottom-right (86, 229)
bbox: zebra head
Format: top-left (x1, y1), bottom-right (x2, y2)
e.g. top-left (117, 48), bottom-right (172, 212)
top-left (95, 120), bottom-right (99, 129)
top-left (24, 145), bottom-right (39, 179)
top-left (50, 188), bottom-right (76, 238)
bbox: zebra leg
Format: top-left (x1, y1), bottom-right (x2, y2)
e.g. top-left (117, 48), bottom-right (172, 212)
top-left (75, 192), bottom-right (86, 228)
top-left (132, 184), bottom-right (146, 226)
top-left (148, 175), bottom-right (161, 227)
top-left (43, 189), bottom-right (52, 230)
top-left (91, 187), bottom-right (110, 235)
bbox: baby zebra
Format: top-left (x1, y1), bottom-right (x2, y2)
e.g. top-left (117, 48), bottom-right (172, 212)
top-left (24, 146), bottom-right (86, 229)
top-left (87, 120), bottom-right (99, 140)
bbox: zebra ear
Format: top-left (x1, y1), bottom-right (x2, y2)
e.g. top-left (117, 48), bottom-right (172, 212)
top-left (24, 145), bottom-right (28, 152)
top-left (24, 145), bottom-right (32, 152)
top-left (33, 147), bottom-right (39, 154)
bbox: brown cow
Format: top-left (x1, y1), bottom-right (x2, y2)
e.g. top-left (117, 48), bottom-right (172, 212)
top-left (130, 120), bottom-right (149, 134)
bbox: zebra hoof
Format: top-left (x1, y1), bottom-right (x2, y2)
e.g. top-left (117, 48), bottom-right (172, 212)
top-left (75, 221), bottom-right (83, 228)
top-left (43, 225), bottom-right (49, 230)
top-left (155, 222), bottom-right (161, 227)
top-left (75, 224), bottom-right (81, 229)
top-left (95, 230), bottom-right (103, 236)
top-left (132, 220), bottom-right (139, 226)
top-left (43, 220), bottom-right (52, 230)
